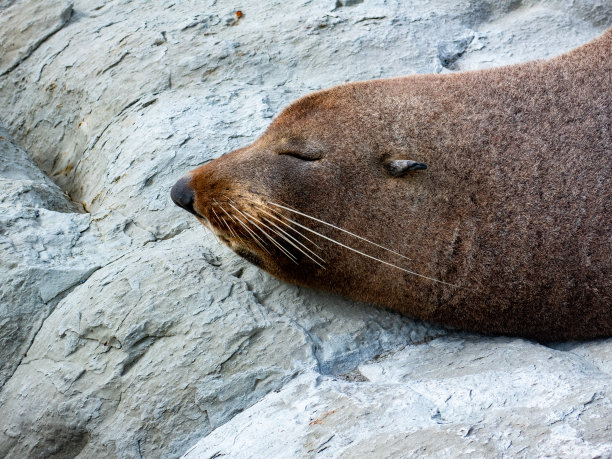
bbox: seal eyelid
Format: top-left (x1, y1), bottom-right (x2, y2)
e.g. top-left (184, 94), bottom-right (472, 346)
top-left (278, 151), bottom-right (322, 161)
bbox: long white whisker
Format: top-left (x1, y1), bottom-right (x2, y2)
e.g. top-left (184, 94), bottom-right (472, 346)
top-left (228, 204), bottom-right (298, 264)
top-left (241, 208), bottom-right (326, 269)
top-left (281, 215), bottom-right (457, 287)
top-left (239, 199), bottom-right (326, 264)
top-left (259, 215), bottom-right (327, 266)
top-left (219, 205), bottom-right (271, 255)
top-left (244, 198), bottom-right (323, 250)
top-left (259, 207), bottom-right (323, 250)
top-left (239, 212), bottom-right (300, 265)
top-left (211, 206), bottom-right (238, 240)
top-left (268, 201), bottom-right (413, 262)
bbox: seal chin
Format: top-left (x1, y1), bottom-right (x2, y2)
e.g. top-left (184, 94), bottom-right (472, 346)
top-left (233, 246), bottom-right (265, 269)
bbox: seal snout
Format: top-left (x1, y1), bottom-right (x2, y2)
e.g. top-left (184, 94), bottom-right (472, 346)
top-left (171, 175), bottom-right (197, 216)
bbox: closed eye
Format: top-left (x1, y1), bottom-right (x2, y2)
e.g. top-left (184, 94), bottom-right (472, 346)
top-left (279, 151), bottom-right (322, 161)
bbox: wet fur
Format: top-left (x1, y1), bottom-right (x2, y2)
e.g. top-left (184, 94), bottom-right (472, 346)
top-left (184, 29), bottom-right (611, 341)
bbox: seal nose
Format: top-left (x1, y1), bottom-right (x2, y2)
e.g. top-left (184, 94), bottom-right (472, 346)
top-left (171, 176), bottom-right (197, 215)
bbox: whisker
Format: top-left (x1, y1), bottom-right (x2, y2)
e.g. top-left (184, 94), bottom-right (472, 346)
top-left (243, 198), bottom-right (323, 250)
top-left (211, 205), bottom-right (239, 240)
top-left (218, 205), bottom-right (271, 255)
top-left (228, 203), bottom-right (298, 264)
top-left (258, 214), bottom-right (327, 267)
top-left (240, 208), bottom-right (326, 269)
top-left (280, 215), bottom-right (458, 287)
top-left (268, 201), bottom-right (414, 262)
top-left (244, 197), bottom-right (322, 250)
top-left (239, 198), bottom-right (326, 264)
top-left (242, 214), bottom-right (300, 264)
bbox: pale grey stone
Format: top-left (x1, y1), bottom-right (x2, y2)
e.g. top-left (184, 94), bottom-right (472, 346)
top-left (0, 0), bottom-right (73, 75)
top-left (438, 34), bottom-right (475, 68)
top-left (0, 128), bottom-right (102, 389)
top-left (184, 338), bottom-right (612, 458)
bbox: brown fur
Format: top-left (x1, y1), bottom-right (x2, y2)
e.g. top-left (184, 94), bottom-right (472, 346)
top-left (178, 29), bottom-right (611, 341)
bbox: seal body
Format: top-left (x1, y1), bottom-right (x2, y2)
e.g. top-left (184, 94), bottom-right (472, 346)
top-left (172, 30), bottom-right (612, 341)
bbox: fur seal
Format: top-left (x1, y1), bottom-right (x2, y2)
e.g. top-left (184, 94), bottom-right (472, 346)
top-left (172, 30), bottom-right (611, 341)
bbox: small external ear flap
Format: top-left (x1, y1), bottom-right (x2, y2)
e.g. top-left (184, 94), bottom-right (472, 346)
top-left (385, 159), bottom-right (428, 177)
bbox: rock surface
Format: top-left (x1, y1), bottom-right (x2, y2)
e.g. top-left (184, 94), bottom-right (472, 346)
top-left (185, 338), bottom-right (612, 458)
top-left (0, 124), bottom-right (103, 390)
top-left (0, 0), bottom-right (73, 76)
top-left (0, 0), bottom-right (610, 458)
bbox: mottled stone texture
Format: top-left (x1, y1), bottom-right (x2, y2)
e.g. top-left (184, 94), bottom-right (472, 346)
top-left (0, 0), bottom-right (610, 457)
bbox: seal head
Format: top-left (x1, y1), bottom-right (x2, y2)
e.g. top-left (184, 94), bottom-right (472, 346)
top-left (172, 30), bottom-right (612, 341)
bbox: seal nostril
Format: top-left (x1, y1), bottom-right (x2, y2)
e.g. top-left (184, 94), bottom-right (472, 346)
top-left (171, 176), bottom-right (197, 215)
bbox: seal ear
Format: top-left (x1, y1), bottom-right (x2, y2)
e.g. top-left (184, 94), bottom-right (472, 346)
top-left (385, 159), bottom-right (428, 177)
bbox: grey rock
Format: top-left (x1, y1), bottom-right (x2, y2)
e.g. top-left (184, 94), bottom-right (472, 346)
top-left (0, 0), bottom-right (73, 76)
top-left (0, 127), bottom-right (101, 389)
top-left (0, 0), bottom-right (610, 457)
top-left (336, 0), bottom-right (365, 8)
top-left (184, 338), bottom-right (612, 458)
top-left (438, 33), bottom-right (475, 68)
top-left (0, 237), bottom-right (312, 457)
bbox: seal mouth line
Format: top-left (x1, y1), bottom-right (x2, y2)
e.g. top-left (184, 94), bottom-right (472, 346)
top-left (269, 204), bottom-right (458, 287)
top-left (267, 201), bottom-right (414, 262)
